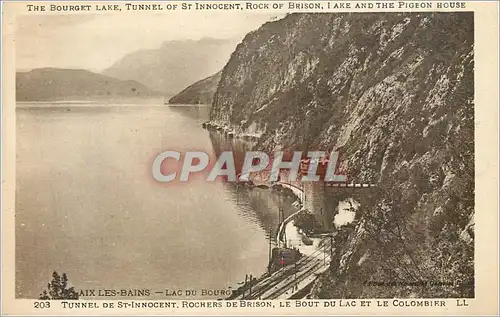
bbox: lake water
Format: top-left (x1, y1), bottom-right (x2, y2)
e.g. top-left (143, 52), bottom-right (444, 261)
top-left (15, 100), bottom-right (297, 299)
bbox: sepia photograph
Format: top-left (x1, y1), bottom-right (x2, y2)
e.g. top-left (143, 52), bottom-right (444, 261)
top-left (14, 9), bottom-right (476, 302)
top-left (2, 1), bottom-right (498, 315)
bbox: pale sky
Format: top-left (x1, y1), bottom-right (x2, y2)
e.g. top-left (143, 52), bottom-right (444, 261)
top-left (16, 11), bottom-right (278, 72)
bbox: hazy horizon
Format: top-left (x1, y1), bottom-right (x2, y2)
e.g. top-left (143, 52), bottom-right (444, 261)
top-left (16, 12), bottom-right (280, 72)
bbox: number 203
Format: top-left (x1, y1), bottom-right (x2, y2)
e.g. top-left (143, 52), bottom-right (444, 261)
top-left (34, 301), bottom-right (51, 309)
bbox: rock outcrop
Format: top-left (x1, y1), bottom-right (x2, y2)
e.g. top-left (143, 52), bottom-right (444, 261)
top-left (169, 71), bottom-right (222, 105)
top-left (210, 13), bottom-right (474, 298)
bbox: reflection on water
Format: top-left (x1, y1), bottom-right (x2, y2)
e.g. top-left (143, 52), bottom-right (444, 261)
top-left (168, 104), bottom-right (211, 119)
top-left (15, 103), bottom-right (298, 299)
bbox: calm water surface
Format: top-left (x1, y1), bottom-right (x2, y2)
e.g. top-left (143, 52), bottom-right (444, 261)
top-left (15, 101), bottom-right (297, 299)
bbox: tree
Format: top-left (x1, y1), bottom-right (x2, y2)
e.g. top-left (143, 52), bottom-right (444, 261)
top-left (294, 210), bottom-right (323, 236)
top-left (39, 271), bottom-right (79, 300)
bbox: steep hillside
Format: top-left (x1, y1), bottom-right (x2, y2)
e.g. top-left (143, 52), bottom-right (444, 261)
top-left (210, 13), bottom-right (474, 298)
top-left (103, 37), bottom-right (237, 94)
top-left (16, 68), bottom-right (159, 101)
top-left (169, 71), bottom-right (222, 105)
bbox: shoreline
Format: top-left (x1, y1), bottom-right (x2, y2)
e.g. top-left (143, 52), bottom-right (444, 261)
top-left (226, 181), bottom-right (330, 300)
top-left (202, 121), bottom-right (262, 142)
top-left (204, 119), bottom-right (331, 300)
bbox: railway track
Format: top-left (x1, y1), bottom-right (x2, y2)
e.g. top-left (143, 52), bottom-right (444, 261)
top-left (261, 260), bottom-right (323, 299)
top-left (238, 240), bottom-right (331, 300)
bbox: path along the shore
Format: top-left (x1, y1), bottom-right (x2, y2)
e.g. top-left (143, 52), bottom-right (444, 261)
top-left (229, 181), bottom-right (331, 300)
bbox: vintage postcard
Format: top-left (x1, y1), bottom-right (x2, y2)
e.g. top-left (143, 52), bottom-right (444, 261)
top-left (1, 0), bottom-right (499, 315)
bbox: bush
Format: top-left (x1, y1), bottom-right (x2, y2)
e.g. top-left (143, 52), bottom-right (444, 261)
top-left (294, 210), bottom-right (323, 236)
top-left (39, 271), bottom-right (79, 300)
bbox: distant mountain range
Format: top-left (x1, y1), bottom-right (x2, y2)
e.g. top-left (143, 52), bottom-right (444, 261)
top-left (16, 68), bottom-right (160, 101)
top-left (102, 37), bottom-right (237, 95)
top-left (17, 37), bottom-right (238, 102)
top-left (168, 71), bottom-right (221, 105)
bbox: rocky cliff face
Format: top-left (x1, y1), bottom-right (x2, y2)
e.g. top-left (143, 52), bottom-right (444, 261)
top-left (169, 71), bottom-right (221, 105)
top-left (211, 13), bottom-right (474, 298)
